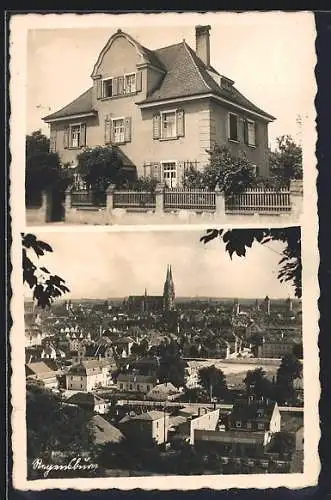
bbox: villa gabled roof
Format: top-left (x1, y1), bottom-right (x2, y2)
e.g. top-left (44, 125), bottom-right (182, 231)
top-left (139, 41), bottom-right (275, 121)
top-left (43, 33), bottom-right (275, 123)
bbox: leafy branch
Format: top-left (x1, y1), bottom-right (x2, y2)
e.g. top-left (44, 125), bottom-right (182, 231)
top-left (200, 227), bottom-right (301, 298)
top-left (22, 233), bottom-right (70, 308)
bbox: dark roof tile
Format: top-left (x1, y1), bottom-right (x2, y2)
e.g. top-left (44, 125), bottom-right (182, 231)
top-left (43, 35), bottom-right (275, 122)
top-left (43, 87), bottom-right (95, 121)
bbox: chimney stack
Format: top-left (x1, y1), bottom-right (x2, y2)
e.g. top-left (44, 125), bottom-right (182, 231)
top-left (195, 25), bottom-right (211, 68)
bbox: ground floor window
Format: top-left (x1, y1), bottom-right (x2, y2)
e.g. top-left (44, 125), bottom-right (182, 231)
top-left (162, 162), bottom-right (177, 188)
top-left (70, 125), bottom-right (81, 148)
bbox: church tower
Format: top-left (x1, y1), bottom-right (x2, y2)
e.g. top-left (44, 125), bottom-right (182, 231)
top-left (163, 265), bottom-right (175, 311)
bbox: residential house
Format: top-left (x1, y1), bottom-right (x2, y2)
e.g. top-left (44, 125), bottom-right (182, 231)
top-left (25, 361), bottom-right (59, 390)
top-left (43, 25), bottom-right (275, 187)
top-left (256, 339), bottom-right (299, 359)
top-left (194, 428), bottom-right (268, 460)
top-left (228, 398), bottom-right (281, 437)
top-left (146, 382), bottom-right (181, 401)
top-left (119, 410), bottom-right (170, 445)
top-left (91, 415), bottom-right (124, 445)
top-left (169, 408), bottom-right (220, 446)
top-left (111, 336), bottom-right (135, 357)
top-left (65, 359), bottom-right (113, 391)
top-left (116, 373), bottom-right (157, 394)
top-left (66, 392), bottom-right (109, 414)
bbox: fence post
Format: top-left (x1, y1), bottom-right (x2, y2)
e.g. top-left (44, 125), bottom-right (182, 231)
top-left (290, 179), bottom-right (303, 217)
top-left (64, 185), bottom-right (73, 214)
top-left (215, 186), bottom-right (225, 217)
top-left (106, 184), bottom-right (116, 215)
top-left (155, 184), bottom-right (164, 213)
top-left (39, 191), bottom-right (49, 223)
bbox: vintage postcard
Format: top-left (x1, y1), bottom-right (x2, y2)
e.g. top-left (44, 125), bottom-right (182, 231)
top-left (16, 11), bottom-right (314, 227)
top-left (9, 11), bottom-right (318, 492)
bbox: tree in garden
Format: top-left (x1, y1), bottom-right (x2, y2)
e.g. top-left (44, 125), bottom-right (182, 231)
top-left (293, 342), bottom-right (303, 359)
top-left (269, 135), bottom-right (303, 182)
top-left (130, 338), bottom-right (150, 357)
top-left (25, 130), bottom-right (74, 206)
top-left (22, 233), bottom-right (69, 308)
top-left (76, 146), bottom-right (136, 196)
top-left (198, 365), bottom-right (228, 400)
top-left (183, 144), bottom-right (256, 194)
top-left (200, 226), bottom-right (301, 298)
top-left (243, 367), bottom-right (274, 400)
top-left (276, 354), bottom-right (303, 403)
top-left (25, 130), bottom-right (61, 205)
top-left (27, 384), bottom-right (95, 459)
top-left (268, 431), bottom-right (295, 456)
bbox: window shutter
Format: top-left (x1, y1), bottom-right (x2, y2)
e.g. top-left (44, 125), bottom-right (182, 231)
top-left (79, 123), bottom-right (86, 147)
top-left (118, 76), bottom-right (124, 95)
top-left (152, 162), bottom-right (161, 182)
top-left (176, 109), bottom-right (185, 137)
top-left (124, 117), bottom-right (132, 142)
top-left (110, 119), bottom-right (115, 143)
top-left (104, 116), bottom-right (112, 144)
top-left (153, 113), bottom-right (161, 140)
top-left (254, 122), bottom-right (258, 146)
top-left (63, 126), bottom-right (69, 149)
top-left (136, 71), bottom-right (142, 92)
top-left (96, 80), bottom-right (102, 99)
top-left (50, 130), bottom-right (57, 152)
top-left (243, 119), bottom-right (248, 144)
top-left (112, 77), bottom-right (119, 96)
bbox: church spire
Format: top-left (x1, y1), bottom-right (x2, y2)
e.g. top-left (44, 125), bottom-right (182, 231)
top-left (163, 264), bottom-right (175, 312)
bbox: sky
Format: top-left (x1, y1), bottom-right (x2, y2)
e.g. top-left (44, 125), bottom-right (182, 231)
top-left (24, 229), bottom-right (296, 300)
top-left (25, 12), bottom-right (316, 150)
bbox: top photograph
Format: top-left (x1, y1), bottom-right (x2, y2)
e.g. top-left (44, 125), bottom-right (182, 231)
top-left (24, 15), bottom-right (313, 226)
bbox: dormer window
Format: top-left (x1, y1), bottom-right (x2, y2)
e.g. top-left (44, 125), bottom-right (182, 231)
top-left (125, 73), bottom-right (136, 94)
top-left (103, 78), bottom-right (113, 98)
top-left (98, 72), bottom-right (142, 99)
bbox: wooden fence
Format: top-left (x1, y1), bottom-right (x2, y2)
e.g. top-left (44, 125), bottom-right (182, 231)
top-left (225, 187), bottom-right (291, 214)
top-left (113, 190), bottom-right (156, 209)
top-left (163, 188), bottom-right (216, 211)
top-left (71, 190), bottom-right (106, 207)
top-left (69, 186), bottom-right (292, 215)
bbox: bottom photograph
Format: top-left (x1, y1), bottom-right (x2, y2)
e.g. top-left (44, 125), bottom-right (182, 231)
top-left (22, 226), bottom-right (303, 479)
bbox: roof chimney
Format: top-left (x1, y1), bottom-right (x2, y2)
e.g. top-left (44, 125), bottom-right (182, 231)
top-left (195, 25), bottom-right (211, 68)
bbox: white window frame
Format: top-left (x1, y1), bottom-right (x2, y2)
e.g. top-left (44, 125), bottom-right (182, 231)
top-left (111, 116), bottom-right (125, 144)
top-left (124, 72), bottom-right (136, 94)
top-left (161, 160), bottom-right (178, 188)
top-left (228, 112), bottom-right (239, 142)
top-left (161, 109), bottom-right (177, 140)
top-left (69, 123), bottom-right (82, 148)
top-left (102, 77), bottom-right (113, 99)
top-left (247, 119), bottom-right (256, 147)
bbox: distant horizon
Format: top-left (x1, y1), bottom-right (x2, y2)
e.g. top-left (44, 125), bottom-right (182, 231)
top-left (25, 295), bottom-right (299, 303)
top-left (24, 231), bottom-right (297, 301)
